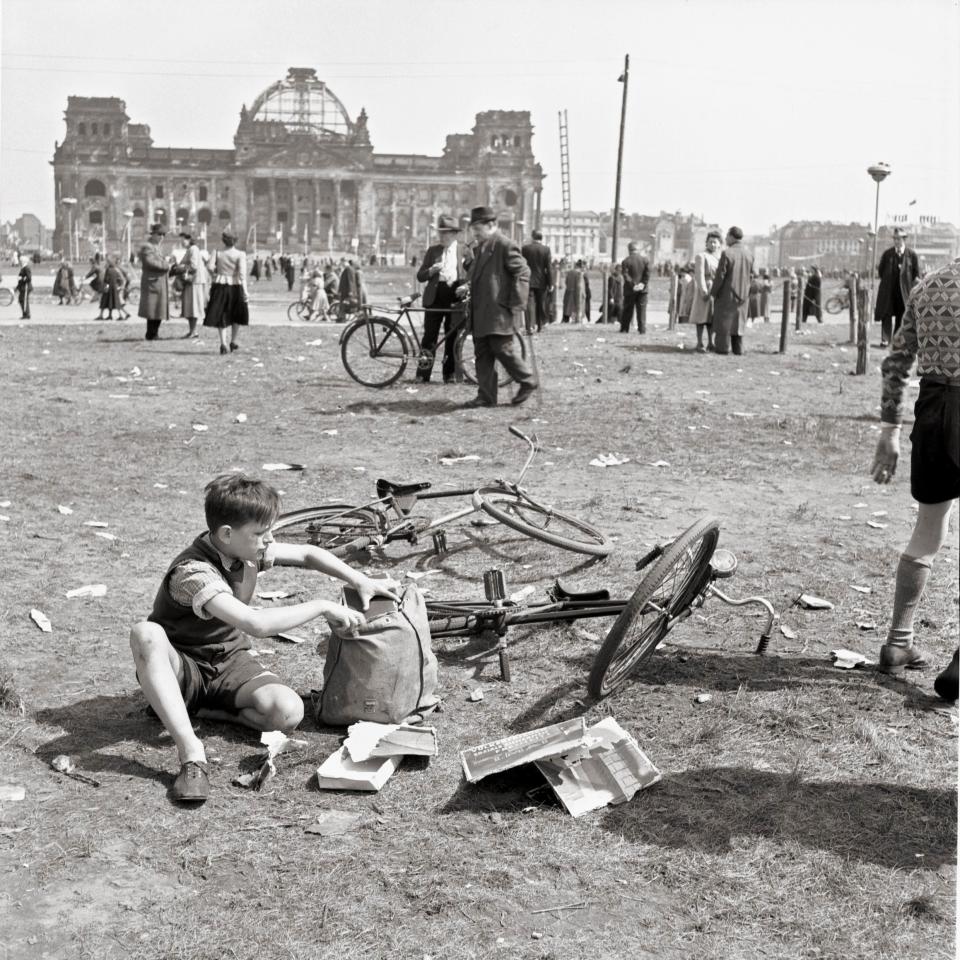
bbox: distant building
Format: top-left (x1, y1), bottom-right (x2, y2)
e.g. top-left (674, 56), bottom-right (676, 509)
top-left (540, 210), bottom-right (602, 261)
top-left (598, 211), bottom-right (720, 264)
top-left (51, 67), bottom-right (545, 260)
top-left (12, 213), bottom-right (50, 252)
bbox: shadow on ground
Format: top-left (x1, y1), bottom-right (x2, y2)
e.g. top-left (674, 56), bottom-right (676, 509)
top-left (601, 764), bottom-right (957, 870)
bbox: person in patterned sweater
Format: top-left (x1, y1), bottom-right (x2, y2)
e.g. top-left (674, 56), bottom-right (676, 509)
top-left (871, 256), bottom-right (960, 700)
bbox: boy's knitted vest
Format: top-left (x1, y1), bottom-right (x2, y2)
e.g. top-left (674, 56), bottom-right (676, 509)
top-left (148, 534), bottom-right (251, 662)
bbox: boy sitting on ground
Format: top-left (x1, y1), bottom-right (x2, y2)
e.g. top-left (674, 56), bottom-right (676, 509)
top-left (130, 473), bottom-right (399, 803)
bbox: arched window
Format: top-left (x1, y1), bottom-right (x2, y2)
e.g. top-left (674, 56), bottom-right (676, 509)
top-left (197, 208), bottom-right (212, 224)
top-left (103, 124), bottom-right (111, 136)
top-left (84, 179), bottom-right (106, 198)
top-left (490, 135), bottom-right (499, 149)
top-left (503, 189), bottom-right (518, 207)
top-left (154, 209), bottom-right (168, 226)
top-left (91, 122), bottom-right (98, 135)
top-left (132, 207), bottom-right (145, 218)
top-left (78, 122), bottom-right (86, 136)
top-left (175, 207), bottom-right (190, 226)
top-left (198, 186), bottom-right (208, 201)
top-left (218, 209), bottom-right (231, 222)
top-left (277, 210), bottom-right (288, 223)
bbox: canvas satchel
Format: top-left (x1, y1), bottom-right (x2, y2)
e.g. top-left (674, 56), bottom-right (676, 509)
top-left (317, 585), bottom-right (440, 726)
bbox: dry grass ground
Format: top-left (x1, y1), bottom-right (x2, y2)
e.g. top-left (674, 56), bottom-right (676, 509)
top-left (0, 303), bottom-right (955, 960)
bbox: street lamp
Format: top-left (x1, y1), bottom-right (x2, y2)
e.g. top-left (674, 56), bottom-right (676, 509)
top-left (402, 225), bottom-right (411, 265)
top-left (61, 197), bottom-right (77, 261)
top-left (867, 163), bottom-right (891, 298)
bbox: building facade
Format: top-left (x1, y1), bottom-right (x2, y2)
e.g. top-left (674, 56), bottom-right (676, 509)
top-left (51, 67), bottom-right (544, 259)
top-left (540, 210), bottom-right (603, 261)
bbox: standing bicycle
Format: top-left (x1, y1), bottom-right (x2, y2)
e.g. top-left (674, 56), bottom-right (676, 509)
top-left (339, 291), bottom-right (528, 390)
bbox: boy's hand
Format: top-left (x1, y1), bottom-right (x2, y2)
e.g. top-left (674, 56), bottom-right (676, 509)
top-left (355, 576), bottom-right (401, 611)
top-left (322, 603), bottom-right (366, 633)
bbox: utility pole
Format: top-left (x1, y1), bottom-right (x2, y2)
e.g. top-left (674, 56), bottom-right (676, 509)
top-left (611, 54), bottom-right (629, 264)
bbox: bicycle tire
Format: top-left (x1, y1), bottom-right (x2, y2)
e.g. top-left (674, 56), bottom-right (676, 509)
top-left (453, 328), bottom-right (528, 387)
top-left (340, 316), bottom-right (410, 387)
top-left (272, 504), bottom-right (384, 554)
top-left (472, 488), bottom-right (612, 557)
top-left (824, 296), bottom-right (844, 315)
top-left (587, 516), bottom-right (720, 699)
top-left (287, 301), bottom-right (310, 322)
top-left (0, 288), bottom-right (14, 307)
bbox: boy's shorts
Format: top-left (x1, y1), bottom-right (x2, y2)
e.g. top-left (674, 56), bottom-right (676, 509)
top-left (175, 647), bottom-right (282, 714)
top-left (910, 379), bottom-right (960, 505)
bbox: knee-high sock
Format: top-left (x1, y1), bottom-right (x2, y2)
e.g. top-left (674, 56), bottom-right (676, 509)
top-left (887, 553), bottom-right (933, 647)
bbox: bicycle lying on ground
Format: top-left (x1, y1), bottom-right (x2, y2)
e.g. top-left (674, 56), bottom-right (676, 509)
top-left (338, 291), bottom-right (527, 388)
top-left (426, 515), bottom-right (776, 696)
top-left (272, 426), bottom-right (611, 559)
top-left (287, 295), bottom-right (361, 324)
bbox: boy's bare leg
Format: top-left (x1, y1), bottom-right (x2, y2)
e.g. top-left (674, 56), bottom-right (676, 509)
top-left (129, 621), bottom-right (206, 764)
top-left (199, 681), bottom-right (303, 732)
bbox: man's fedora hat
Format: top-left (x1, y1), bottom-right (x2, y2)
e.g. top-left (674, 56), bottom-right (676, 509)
top-left (179, 231), bottom-right (192, 241)
top-left (435, 215), bottom-right (460, 232)
top-left (148, 223), bottom-right (166, 237)
top-left (892, 227), bottom-right (910, 239)
top-left (469, 205), bottom-right (497, 226)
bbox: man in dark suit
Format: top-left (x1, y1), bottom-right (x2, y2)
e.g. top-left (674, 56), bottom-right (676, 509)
top-left (337, 258), bottom-right (362, 320)
top-left (138, 223), bottom-right (170, 341)
top-left (521, 229), bottom-right (553, 333)
top-left (620, 241), bottom-right (651, 333)
top-left (415, 215), bottom-right (471, 383)
top-left (874, 227), bottom-right (922, 347)
top-left (457, 206), bottom-right (537, 408)
top-left (709, 226), bottom-right (753, 355)
top-left (16, 257), bottom-right (32, 320)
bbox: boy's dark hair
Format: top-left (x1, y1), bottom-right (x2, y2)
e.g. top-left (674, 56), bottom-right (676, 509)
top-left (204, 474), bottom-right (281, 532)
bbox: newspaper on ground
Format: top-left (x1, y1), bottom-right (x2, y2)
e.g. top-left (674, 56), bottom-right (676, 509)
top-left (459, 716), bottom-right (659, 817)
top-left (344, 721), bottom-right (437, 761)
top-left (830, 648), bottom-right (875, 670)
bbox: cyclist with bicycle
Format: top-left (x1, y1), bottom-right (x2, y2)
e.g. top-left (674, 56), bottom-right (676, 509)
top-left (416, 215), bottom-right (470, 383)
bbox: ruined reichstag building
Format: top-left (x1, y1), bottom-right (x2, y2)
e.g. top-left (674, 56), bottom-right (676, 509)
top-left (52, 67), bottom-right (545, 257)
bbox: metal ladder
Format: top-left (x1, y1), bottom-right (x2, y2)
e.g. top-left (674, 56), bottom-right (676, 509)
top-left (558, 110), bottom-right (573, 259)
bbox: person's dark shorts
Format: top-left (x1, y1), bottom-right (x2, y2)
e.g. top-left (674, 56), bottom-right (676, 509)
top-left (910, 379), bottom-right (960, 504)
top-left (175, 647), bottom-right (282, 713)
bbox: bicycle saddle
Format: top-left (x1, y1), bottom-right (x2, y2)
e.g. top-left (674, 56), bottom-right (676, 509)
top-left (376, 478), bottom-right (432, 499)
top-left (549, 578), bottom-right (611, 602)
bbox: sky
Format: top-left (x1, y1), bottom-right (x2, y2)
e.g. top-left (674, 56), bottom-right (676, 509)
top-left (1, 0), bottom-right (958, 235)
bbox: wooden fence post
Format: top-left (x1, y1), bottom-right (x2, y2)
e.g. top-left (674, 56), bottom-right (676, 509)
top-left (795, 276), bottom-right (803, 331)
top-left (778, 279), bottom-right (790, 353)
top-left (667, 273), bottom-right (678, 330)
top-left (855, 284), bottom-right (870, 375)
top-left (847, 277), bottom-right (857, 344)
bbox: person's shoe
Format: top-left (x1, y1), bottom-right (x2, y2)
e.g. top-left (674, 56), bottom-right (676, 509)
top-left (934, 649), bottom-right (959, 702)
top-left (877, 643), bottom-right (928, 675)
top-left (511, 383), bottom-right (539, 406)
top-left (695, 345), bottom-right (706, 353)
top-left (219, 344), bottom-right (228, 355)
top-left (172, 760), bottom-right (209, 803)
top-left (181, 331), bottom-right (194, 339)
top-left (229, 342), bottom-right (239, 352)
top-left (462, 397), bottom-right (494, 409)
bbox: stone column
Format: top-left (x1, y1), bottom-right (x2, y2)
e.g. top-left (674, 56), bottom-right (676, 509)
top-left (332, 178), bottom-right (342, 246)
top-left (390, 188), bottom-right (398, 240)
top-left (268, 180), bottom-right (277, 242)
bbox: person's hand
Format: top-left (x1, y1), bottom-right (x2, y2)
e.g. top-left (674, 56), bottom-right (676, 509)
top-left (455, 284), bottom-right (469, 299)
top-left (354, 576), bottom-right (401, 610)
top-left (429, 263), bottom-right (442, 276)
top-left (871, 428), bottom-right (900, 484)
top-left (322, 603), bottom-right (366, 633)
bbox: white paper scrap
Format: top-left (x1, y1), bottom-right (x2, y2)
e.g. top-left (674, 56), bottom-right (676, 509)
top-left (322, 429), bottom-right (338, 436)
top-left (830, 648), bottom-right (875, 670)
top-left (82, 521), bottom-right (108, 528)
top-left (262, 463), bottom-right (305, 471)
top-left (589, 453), bottom-right (631, 468)
top-left (30, 609), bottom-right (52, 632)
top-left (57, 505), bottom-right (74, 515)
top-left (867, 521), bottom-right (888, 529)
top-left (192, 423), bottom-right (208, 432)
top-left (257, 590), bottom-right (291, 600)
top-left (796, 593), bottom-right (834, 610)
top-left (261, 730), bottom-right (308, 759)
top-left (234, 413), bottom-right (248, 423)
top-left (850, 585), bottom-right (872, 594)
top-left (315, 747), bottom-right (400, 791)
top-left (93, 531), bottom-right (117, 541)
top-left (65, 584), bottom-right (107, 599)
top-left (440, 454), bottom-right (481, 465)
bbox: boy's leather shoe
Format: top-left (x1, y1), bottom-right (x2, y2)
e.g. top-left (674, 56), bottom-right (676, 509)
top-left (934, 649), bottom-right (959, 703)
top-left (462, 397), bottom-right (493, 409)
top-left (172, 761), bottom-right (209, 802)
top-left (877, 643), bottom-right (927, 675)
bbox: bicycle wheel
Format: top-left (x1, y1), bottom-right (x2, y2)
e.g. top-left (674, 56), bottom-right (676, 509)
top-left (587, 516), bottom-right (720, 699)
top-left (454, 328), bottom-right (528, 387)
top-left (340, 316), bottom-right (410, 387)
top-left (0, 288), bottom-right (14, 307)
top-left (824, 295), bottom-right (844, 315)
top-left (287, 301), bottom-right (310, 322)
top-left (472, 488), bottom-right (612, 557)
top-left (272, 503), bottom-right (384, 556)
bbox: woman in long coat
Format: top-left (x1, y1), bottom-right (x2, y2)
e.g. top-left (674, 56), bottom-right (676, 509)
top-left (138, 224), bottom-right (170, 340)
top-left (690, 231), bottom-right (721, 351)
top-left (173, 233), bottom-right (209, 338)
top-left (802, 266), bottom-right (822, 323)
top-left (99, 255), bottom-right (129, 321)
top-left (759, 269), bottom-right (772, 320)
top-left (52, 261), bottom-right (76, 304)
top-left (562, 260), bottom-right (586, 323)
top-left (604, 264), bottom-right (623, 324)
